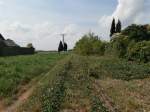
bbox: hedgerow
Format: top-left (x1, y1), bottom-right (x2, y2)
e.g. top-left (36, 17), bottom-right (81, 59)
top-left (74, 24), bottom-right (150, 63)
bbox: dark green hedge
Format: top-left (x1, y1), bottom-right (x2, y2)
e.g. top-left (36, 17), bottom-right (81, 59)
top-left (0, 47), bottom-right (35, 56)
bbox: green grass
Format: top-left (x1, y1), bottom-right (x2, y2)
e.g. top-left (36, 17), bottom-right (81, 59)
top-left (17, 56), bottom-right (72, 112)
top-left (91, 96), bottom-right (108, 112)
top-left (8, 54), bottom-right (150, 112)
top-left (0, 53), bottom-right (67, 101)
top-left (88, 56), bottom-right (150, 80)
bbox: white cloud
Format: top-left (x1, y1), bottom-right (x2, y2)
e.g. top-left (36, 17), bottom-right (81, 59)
top-left (99, 0), bottom-right (149, 40)
top-left (63, 24), bottom-right (78, 34)
top-left (112, 0), bottom-right (144, 23)
top-left (1, 0), bottom-right (149, 50)
top-left (0, 21), bottom-right (84, 50)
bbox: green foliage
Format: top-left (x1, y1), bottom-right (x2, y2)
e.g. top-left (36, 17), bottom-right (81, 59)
top-left (41, 61), bottom-right (71, 112)
top-left (110, 18), bottom-right (116, 37)
top-left (122, 24), bottom-right (150, 41)
top-left (41, 75), bottom-right (66, 112)
top-left (58, 41), bottom-right (64, 52)
top-left (107, 24), bottom-right (150, 62)
top-left (74, 32), bottom-right (106, 56)
top-left (17, 57), bottom-right (72, 112)
top-left (127, 41), bottom-right (150, 62)
top-left (0, 47), bottom-right (35, 56)
top-left (91, 97), bottom-right (108, 112)
top-left (64, 42), bottom-right (68, 51)
top-left (88, 56), bottom-right (150, 81)
top-left (105, 35), bottom-right (129, 58)
top-left (116, 19), bottom-right (122, 33)
top-left (0, 53), bottom-right (67, 100)
top-left (17, 55), bottom-right (150, 111)
top-left (74, 24), bottom-right (150, 63)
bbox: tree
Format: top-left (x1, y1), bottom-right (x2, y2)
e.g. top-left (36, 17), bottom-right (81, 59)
top-left (116, 19), bottom-right (122, 33)
top-left (122, 24), bottom-right (150, 42)
top-left (58, 41), bottom-right (64, 52)
top-left (63, 42), bottom-right (68, 51)
top-left (74, 32), bottom-right (106, 55)
top-left (110, 18), bottom-right (116, 37)
top-left (127, 41), bottom-right (150, 62)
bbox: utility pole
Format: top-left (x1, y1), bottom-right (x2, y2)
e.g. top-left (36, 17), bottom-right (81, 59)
top-left (60, 33), bottom-right (66, 45)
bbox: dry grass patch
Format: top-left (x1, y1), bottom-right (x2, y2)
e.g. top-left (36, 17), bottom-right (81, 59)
top-left (97, 78), bottom-right (150, 112)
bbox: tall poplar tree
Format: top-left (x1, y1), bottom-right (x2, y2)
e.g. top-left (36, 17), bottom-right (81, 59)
top-left (58, 41), bottom-right (64, 52)
top-left (63, 42), bottom-right (68, 51)
top-left (116, 19), bottom-right (122, 33)
top-left (110, 18), bottom-right (116, 37)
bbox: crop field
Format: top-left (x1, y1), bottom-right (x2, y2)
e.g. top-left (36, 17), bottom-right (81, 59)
top-left (4, 54), bottom-right (148, 112)
top-left (0, 52), bottom-right (68, 107)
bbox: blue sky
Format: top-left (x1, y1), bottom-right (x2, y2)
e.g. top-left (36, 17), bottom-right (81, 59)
top-left (0, 0), bottom-right (116, 24)
top-left (0, 0), bottom-right (149, 50)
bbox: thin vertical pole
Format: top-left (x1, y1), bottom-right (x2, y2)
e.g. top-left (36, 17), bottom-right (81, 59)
top-left (62, 34), bottom-right (65, 45)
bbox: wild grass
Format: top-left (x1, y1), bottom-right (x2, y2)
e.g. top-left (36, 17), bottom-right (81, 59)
top-left (91, 96), bottom-right (108, 112)
top-left (88, 56), bottom-right (150, 80)
top-left (98, 78), bottom-right (150, 112)
top-left (0, 53), bottom-right (67, 102)
top-left (17, 56), bottom-right (72, 112)
top-left (87, 56), bottom-right (150, 112)
top-left (17, 54), bottom-right (150, 112)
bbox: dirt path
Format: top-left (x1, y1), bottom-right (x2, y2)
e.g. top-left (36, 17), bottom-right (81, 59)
top-left (93, 80), bottom-right (120, 112)
top-left (2, 86), bottom-right (34, 112)
top-left (0, 101), bottom-right (5, 111)
top-left (0, 73), bottom-right (45, 112)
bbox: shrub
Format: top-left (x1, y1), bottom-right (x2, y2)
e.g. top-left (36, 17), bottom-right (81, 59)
top-left (105, 34), bottom-right (129, 58)
top-left (106, 24), bottom-right (150, 62)
top-left (74, 36), bottom-right (93, 55)
top-left (127, 41), bottom-right (150, 62)
top-left (74, 32), bottom-right (106, 55)
top-left (122, 24), bottom-right (150, 42)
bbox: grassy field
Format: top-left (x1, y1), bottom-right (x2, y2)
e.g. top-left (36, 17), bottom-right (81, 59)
top-left (0, 52), bottom-right (68, 105)
top-left (87, 56), bottom-right (150, 112)
top-left (15, 54), bottom-right (150, 112)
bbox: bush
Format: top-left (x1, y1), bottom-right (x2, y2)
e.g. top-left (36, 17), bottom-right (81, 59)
top-left (105, 34), bottom-right (129, 58)
top-left (122, 24), bottom-right (150, 42)
top-left (127, 41), bottom-right (150, 62)
top-left (74, 24), bottom-right (150, 63)
top-left (106, 24), bottom-right (150, 62)
top-left (74, 33), bottom-right (106, 55)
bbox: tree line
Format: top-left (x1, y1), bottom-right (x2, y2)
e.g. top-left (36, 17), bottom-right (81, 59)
top-left (74, 18), bottom-right (150, 63)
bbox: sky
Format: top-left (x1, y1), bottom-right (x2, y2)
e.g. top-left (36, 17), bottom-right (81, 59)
top-left (0, 0), bottom-right (150, 50)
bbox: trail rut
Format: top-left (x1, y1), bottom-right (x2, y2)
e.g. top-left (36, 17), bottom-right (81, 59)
top-left (93, 80), bottom-right (120, 112)
top-left (0, 73), bottom-right (45, 112)
top-left (2, 86), bottom-right (34, 112)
